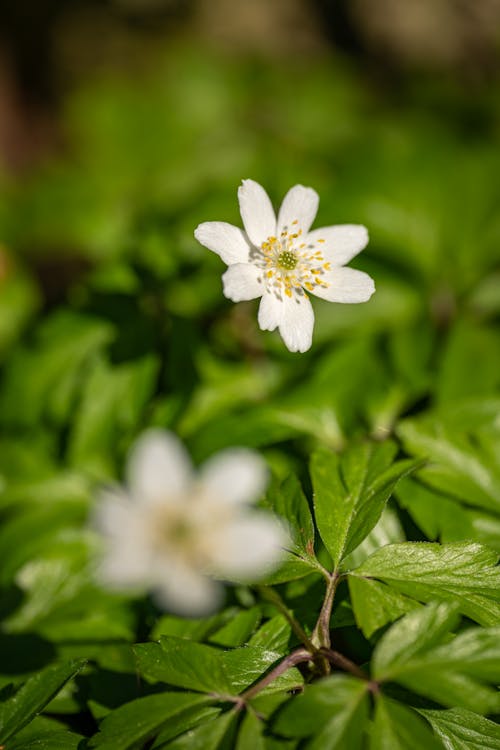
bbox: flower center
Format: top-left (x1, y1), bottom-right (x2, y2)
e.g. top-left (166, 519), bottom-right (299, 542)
top-left (257, 221), bottom-right (332, 298)
top-left (278, 250), bottom-right (297, 270)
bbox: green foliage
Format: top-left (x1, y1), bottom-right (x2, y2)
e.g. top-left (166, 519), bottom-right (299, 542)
top-left (0, 35), bottom-right (499, 749)
top-left (311, 441), bottom-right (417, 568)
top-left (351, 541), bottom-right (500, 625)
top-left (0, 660), bottom-right (86, 743)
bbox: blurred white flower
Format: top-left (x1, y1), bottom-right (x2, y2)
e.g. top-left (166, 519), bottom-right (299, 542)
top-left (94, 429), bottom-right (286, 615)
top-left (195, 179), bottom-right (375, 353)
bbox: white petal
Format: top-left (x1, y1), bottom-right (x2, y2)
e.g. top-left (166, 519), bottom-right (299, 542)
top-left (200, 448), bottom-right (268, 505)
top-left (306, 225), bottom-right (369, 266)
top-left (92, 488), bottom-right (132, 538)
top-left (153, 562), bottom-right (223, 615)
top-left (310, 266), bottom-right (375, 303)
top-left (93, 491), bottom-right (156, 587)
top-left (209, 514), bottom-right (287, 580)
top-left (238, 179), bottom-right (276, 247)
top-left (222, 263), bottom-right (264, 302)
top-left (98, 541), bottom-right (154, 588)
top-left (127, 429), bottom-right (192, 507)
top-left (279, 292), bottom-right (315, 353)
top-left (194, 221), bottom-right (251, 266)
top-left (277, 185), bottom-right (319, 236)
top-left (258, 291), bottom-right (282, 332)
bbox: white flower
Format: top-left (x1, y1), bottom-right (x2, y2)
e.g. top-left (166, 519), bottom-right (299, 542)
top-left (195, 179), bottom-right (375, 352)
top-left (93, 429), bottom-right (286, 615)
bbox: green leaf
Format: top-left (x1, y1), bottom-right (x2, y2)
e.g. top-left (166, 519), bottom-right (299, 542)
top-left (8, 730), bottom-right (84, 750)
top-left (0, 312), bottom-right (113, 428)
top-left (151, 608), bottom-right (240, 643)
top-left (436, 320), bottom-right (500, 404)
top-left (248, 615), bottom-right (292, 655)
top-left (310, 442), bottom-right (417, 568)
top-left (68, 353), bottom-right (158, 477)
top-left (342, 506), bottom-right (406, 570)
top-left (236, 711), bottom-right (266, 750)
top-left (352, 541), bottom-right (500, 626)
top-left (261, 475), bottom-right (319, 584)
top-left (151, 705), bottom-right (222, 748)
top-left (419, 708), bottom-right (500, 750)
top-left (6, 715), bottom-right (84, 750)
top-left (372, 603), bottom-right (500, 713)
top-left (209, 607), bottom-right (262, 647)
top-left (89, 692), bottom-right (210, 749)
top-left (273, 674), bottom-right (369, 749)
top-left (162, 711), bottom-right (237, 750)
top-left (370, 696), bottom-right (441, 750)
top-left (134, 637), bottom-right (303, 696)
top-left (0, 659), bottom-right (86, 743)
top-left (348, 577), bottom-right (421, 639)
top-left (397, 415), bottom-right (500, 514)
top-left (396, 477), bottom-right (500, 551)
top-left (372, 601), bottom-right (460, 678)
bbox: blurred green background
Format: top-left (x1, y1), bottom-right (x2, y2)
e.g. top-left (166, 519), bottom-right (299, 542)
top-left (0, 0), bottom-right (500, 723)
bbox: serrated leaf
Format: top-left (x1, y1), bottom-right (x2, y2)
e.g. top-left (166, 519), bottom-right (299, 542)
top-left (372, 604), bottom-right (500, 713)
top-left (348, 577), bottom-right (421, 638)
top-left (89, 692), bottom-right (209, 750)
top-left (370, 696), bottom-right (441, 750)
top-left (342, 506), bottom-right (406, 570)
top-left (261, 475), bottom-right (319, 584)
top-left (273, 674), bottom-right (369, 749)
top-left (134, 637), bottom-right (303, 696)
top-left (352, 541), bottom-right (500, 626)
top-left (419, 708), bottom-right (500, 750)
top-left (311, 442), bottom-right (417, 568)
top-left (0, 659), bottom-right (86, 743)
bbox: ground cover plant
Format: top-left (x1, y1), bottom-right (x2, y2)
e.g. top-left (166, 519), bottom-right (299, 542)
top-left (0, 36), bottom-right (500, 750)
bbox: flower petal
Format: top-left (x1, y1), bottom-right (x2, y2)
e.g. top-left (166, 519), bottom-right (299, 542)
top-left (200, 448), bottom-right (268, 505)
top-left (222, 263), bottom-right (264, 302)
top-left (258, 290), bottom-right (282, 332)
top-left (127, 429), bottom-right (192, 507)
top-left (194, 221), bottom-right (251, 266)
top-left (277, 184), bottom-right (319, 236)
top-left (279, 291), bottom-right (315, 353)
top-left (238, 179), bottom-right (276, 247)
top-left (98, 540), bottom-right (154, 588)
top-left (306, 224), bottom-right (369, 266)
top-left (209, 514), bottom-right (287, 580)
top-left (153, 562), bottom-right (223, 615)
top-left (310, 266), bottom-right (375, 303)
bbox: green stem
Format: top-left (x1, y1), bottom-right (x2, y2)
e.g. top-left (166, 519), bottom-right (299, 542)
top-left (311, 572), bottom-right (340, 650)
top-left (239, 647), bottom-right (312, 703)
top-left (257, 586), bottom-right (315, 653)
top-left (319, 647), bottom-right (367, 680)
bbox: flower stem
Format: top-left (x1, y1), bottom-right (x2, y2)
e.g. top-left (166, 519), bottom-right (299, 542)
top-left (240, 647), bottom-right (312, 703)
top-left (257, 586), bottom-right (315, 653)
top-left (311, 572), bottom-right (340, 651)
top-left (319, 647), bottom-right (368, 680)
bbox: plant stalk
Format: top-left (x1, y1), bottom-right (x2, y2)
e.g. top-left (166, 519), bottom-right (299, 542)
top-left (310, 572), bottom-right (340, 650)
